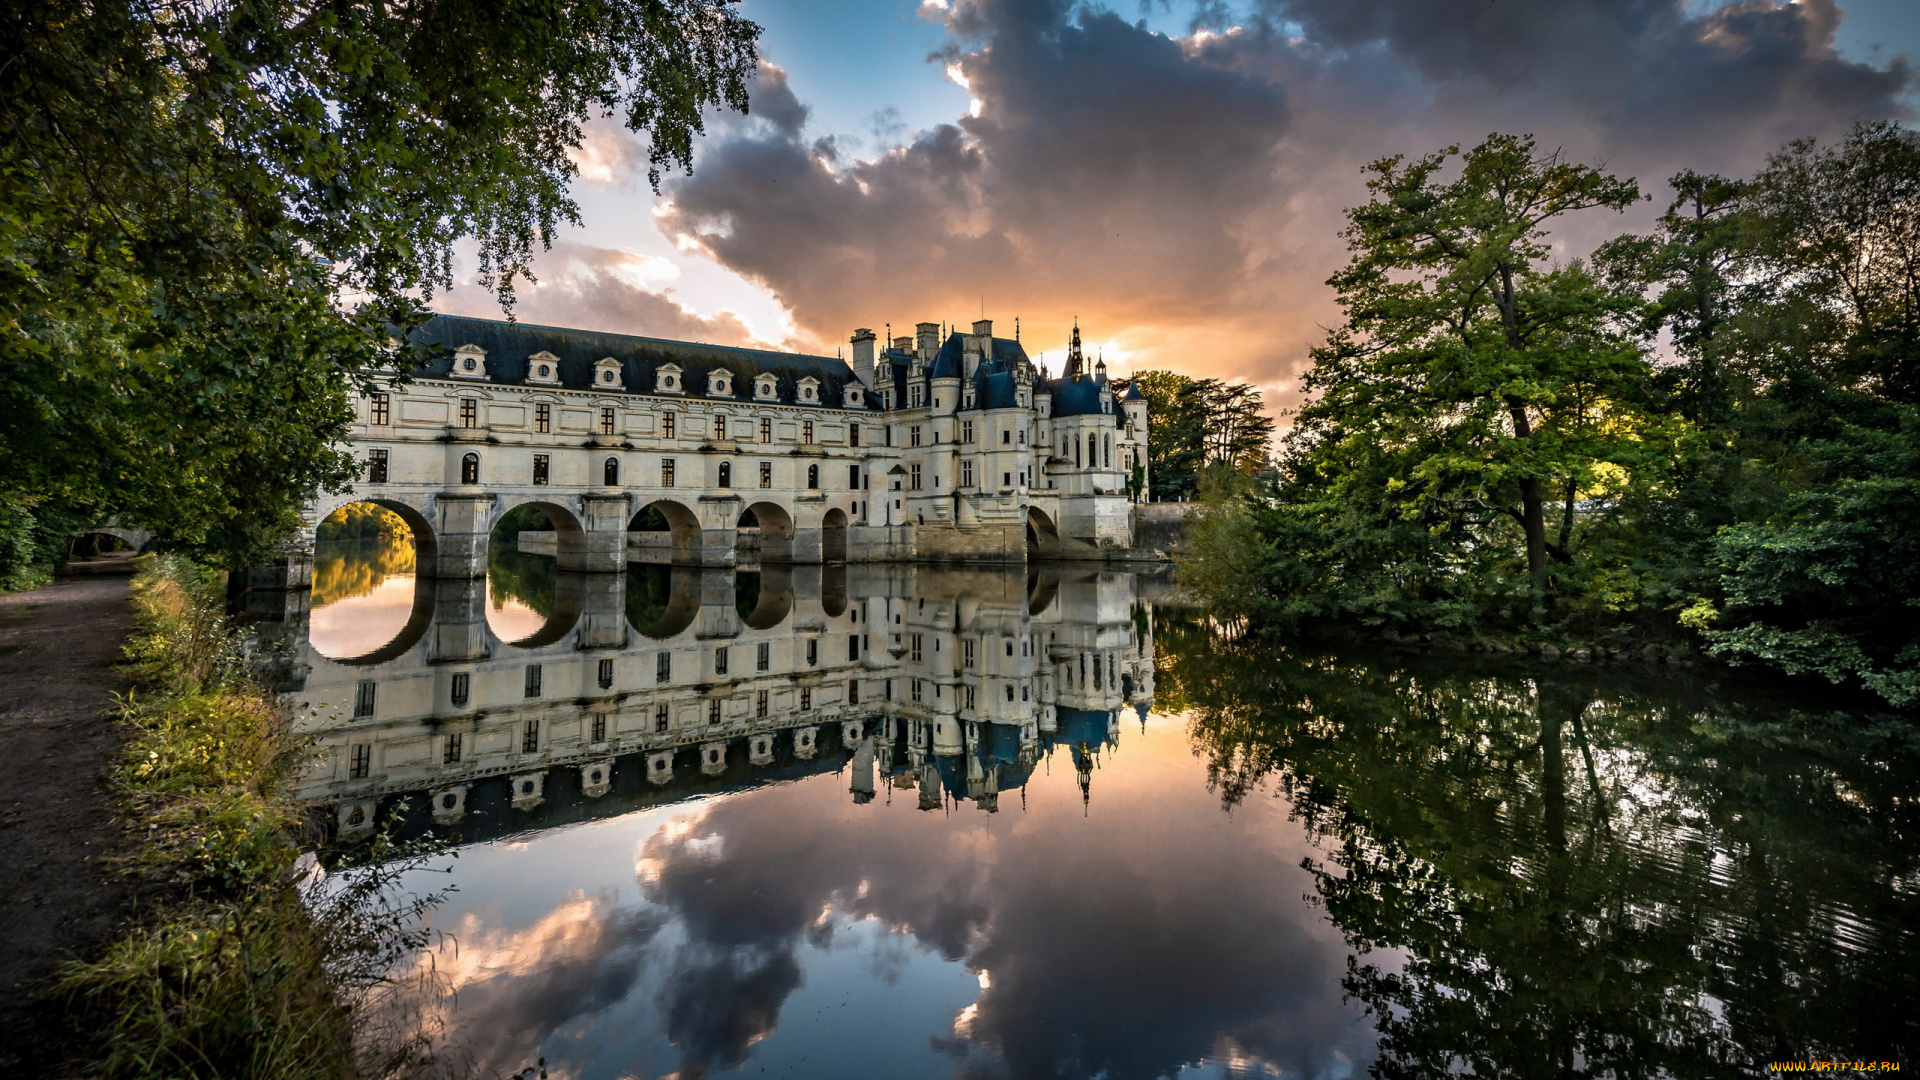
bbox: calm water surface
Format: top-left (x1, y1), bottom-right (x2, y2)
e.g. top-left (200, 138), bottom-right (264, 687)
top-left (280, 537), bottom-right (1920, 1079)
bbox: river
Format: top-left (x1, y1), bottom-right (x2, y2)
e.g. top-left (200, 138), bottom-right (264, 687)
top-left (277, 535), bottom-right (1919, 1078)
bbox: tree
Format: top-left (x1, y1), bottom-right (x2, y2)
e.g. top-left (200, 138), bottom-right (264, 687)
top-left (1119, 371), bottom-right (1273, 501)
top-left (0, 0), bottom-right (760, 580)
top-left (1304, 133), bottom-right (1647, 602)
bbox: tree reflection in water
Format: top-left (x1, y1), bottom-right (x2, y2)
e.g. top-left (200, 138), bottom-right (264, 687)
top-left (312, 536), bottom-right (415, 608)
top-left (1157, 611), bottom-right (1920, 1074)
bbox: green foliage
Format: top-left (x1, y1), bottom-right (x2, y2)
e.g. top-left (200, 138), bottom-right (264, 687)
top-left (1, 0), bottom-right (760, 573)
top-left (315, 503), bottom-right (411, 543)
top-left (1199, 125), bottom-right (1920, 706)
top-left (61, 555), bottom-right (451, 1078)
top-left (1157, 630), bottom-right (1920, 1069)
top-left (1121, 370), bottom-right (1274, 501)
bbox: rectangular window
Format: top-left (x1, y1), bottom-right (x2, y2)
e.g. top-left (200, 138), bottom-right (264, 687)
top-left (656, 651), bottom-right (672, 683)
top-left (885, 678), bottom-right (893, 702)
top-left (354, 680), bottom-right (376, 718)
top-left (444, 733), bottom-right (463, 764)
top-left (532, 454), bottom-right (550, 485)
top-left (961, 460), bottom-right (974, 487)
top-left (848, 680), bottom-right (859, 706)
top-left (591, 713), bottom-right (607, 743)
top-left (910, 385), bottom-right (922, 408)
top-left (525, 664), bottom-right (542, 698)
top-left (850, 423), bottom-right (860, 447)
top-left (661, 458), bottom-right (676, 487)
top-left (663, 412), bottom-right (676, 439)
top-left (367, 449), bottom-right (388, 484)
top-left (349, 743), bottom-right (371, 779)
top-left (759, 417), bottom-right (772, 443)
top-left (600, 407), bottom-right (615, 435)
top-left (370, 392), bottom-right (390, 425)
top-left (910, 634), bottom-right (924, 662)
top-left (965, 686), bottom-right (976, 710)
top-left (709, 699), bottom-right (722, 725)
top-left (806, 639), bottom-right (818, 667)
top-left (910, 425), bottom-right (922, 447)
top-left (1002, 429), bottom-right (1011, 444)
top-left (759, 461), bottom-right (772, 488)
top-left (800, 687), bottom-right (812, 711)
top-left (715, 647), bottom-right (729, 676)
top-left (911, 679), bottom-right (923, 703)
top-left (460, 398), bottom-right (478, 428)
top-left (757, 642), bottom-right (770, 671)
top-left (803, 420), bottom-right (815, 444)
top-left (885, 425), bottom-right (893, 446)
top-left (450, 672), bottom-right (470, 707)
top-left (534, 403), bottom-right (550, 433)
top-left (910, 463), bottom-right (922, 490)
top-left (963, 420), bottom-right (974, 443)
top-left (655, 704), bottom-right (669, 733)
top-left (964, 639), bottom-right (976, 668)
top-left (849, 464), bottom-right (861, 489)
top-left (598, 657), bottom-right (614, 689)
top-left (522, 719), bottom-right (540, 753)
top-left (1003, 472), bottom-right (1011, 487)
top-left (756, 690), bottom-right (769, 718)
top-left (848, 634), bottom-right (860, 661)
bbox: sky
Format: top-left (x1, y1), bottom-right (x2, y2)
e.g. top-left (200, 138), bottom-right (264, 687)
top-left (436, 0), bottom-right (1919, 414)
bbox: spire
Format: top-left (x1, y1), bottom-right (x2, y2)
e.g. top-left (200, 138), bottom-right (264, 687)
top-left (1014, 316), bottom-right (1020, 343)
top-left (1066, 318), bottom-right (1084, 379)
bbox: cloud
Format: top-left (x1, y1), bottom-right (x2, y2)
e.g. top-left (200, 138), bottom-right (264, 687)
top-left (652, 0), bottom-right (1911, 407)
top-left (435, 240), bottom-right (769, 347)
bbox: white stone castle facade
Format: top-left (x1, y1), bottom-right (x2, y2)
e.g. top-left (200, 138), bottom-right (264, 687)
top-left (317, 314), bottom-right (1149, 574)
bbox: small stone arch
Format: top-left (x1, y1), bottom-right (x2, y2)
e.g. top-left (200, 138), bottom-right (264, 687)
top-left (1026, 569), bottom-right (1059, 616)
top-left (1026, 505), bottom-right (1064, 560)
top-left (629, 498), bottom-right (703, 565)
top-left (742, 501), bottom-right (795, 563)
top-left (821, 507), bottom-right (848, 564)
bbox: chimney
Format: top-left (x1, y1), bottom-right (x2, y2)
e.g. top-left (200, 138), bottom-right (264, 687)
top-left (972, 318), bottom-right (992, 339)
top-left (916, 321), bottom-right (940, 360)
top-left (850, 328), bottom-right (876, 386)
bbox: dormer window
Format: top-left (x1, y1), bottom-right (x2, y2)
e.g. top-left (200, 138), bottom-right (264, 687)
top-left (527, 351), bottom-right (562, 386)
top-left (755, 374), bottom-right (779, 401)
top-left (797, 377), bottom-right (819, 403)
top-left (451, 344), bottom-right (488, 380)
top-left (594, 357), bottom-right (624, 390)
top-left (655, 363), bottom-right (684, 395)
top-left (708, 370), bottom-right (733, 397)
top-left (843, 385), bottom-right (863, 408)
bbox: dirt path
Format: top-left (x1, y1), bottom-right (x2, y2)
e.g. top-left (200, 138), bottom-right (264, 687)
top-left (0, 555), bottom-right (154, 1070)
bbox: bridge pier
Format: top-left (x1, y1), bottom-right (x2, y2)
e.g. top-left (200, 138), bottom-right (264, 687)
top-left (558, 493), bottom-right (630, 574)
top-left (428, 576), bottom-right (491, 663)
top-left (574, 571), bottom-right (628, 650)
top-left (429, 494), bottom-right (494, 579)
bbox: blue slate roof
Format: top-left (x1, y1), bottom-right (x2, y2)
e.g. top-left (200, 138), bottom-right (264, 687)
top-left (1045, 373), bottom-right (1111, 418)
top-left (408, 314), bottom-right (873, 410)
top-left (1123, 379), bottom-right (1145, 402)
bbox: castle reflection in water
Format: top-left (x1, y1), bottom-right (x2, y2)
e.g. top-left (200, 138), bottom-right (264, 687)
top-left (272, 559), bottom-right (1166, 843)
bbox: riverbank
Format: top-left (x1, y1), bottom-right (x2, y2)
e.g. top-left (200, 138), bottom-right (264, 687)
top-left (0, 556), bottom-right (158, 1071)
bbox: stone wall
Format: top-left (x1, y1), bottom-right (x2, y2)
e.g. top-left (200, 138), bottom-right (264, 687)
top-left (1130, 503), bottom-right (1197, 559)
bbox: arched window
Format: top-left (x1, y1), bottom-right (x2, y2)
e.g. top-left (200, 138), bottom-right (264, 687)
top-left (807, 463), bottom-right (819, 489)
top-left (461, 452), bottom-right (479, 485)
top-left (718, 461), bottom-right (732, 488)
top-left (604, 457), bottom-right (619, 486)
top-left (1087, 433), bottom-right (1097, 470)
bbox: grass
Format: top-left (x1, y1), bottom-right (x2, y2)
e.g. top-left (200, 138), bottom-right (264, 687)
top-left (59, 554), bottom-right (451, 1080)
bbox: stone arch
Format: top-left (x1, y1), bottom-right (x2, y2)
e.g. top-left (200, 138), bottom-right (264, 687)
top-left (1026, 505), bottom-right (1064, 559)
top-left (742, 501), bottom-right (795, 563)
top-left (627, 563), bottom-right (701, 640)
top-left (313, 496), bottom-right (442, 573)
top-left (736, 567), bottom-right (793, 630)
top-left (323, 581), bottom-right (436, 666)
top-left (485, 500), bottom-right (588, 648)
top-left (821, 507), bottom-right (848, 564)
top-left (493, 498), bottom-right (587, 559)
top-left (1026, 570), bottom-right (1059, 616)
top-left (629, 498), bottom-right (703, 565)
